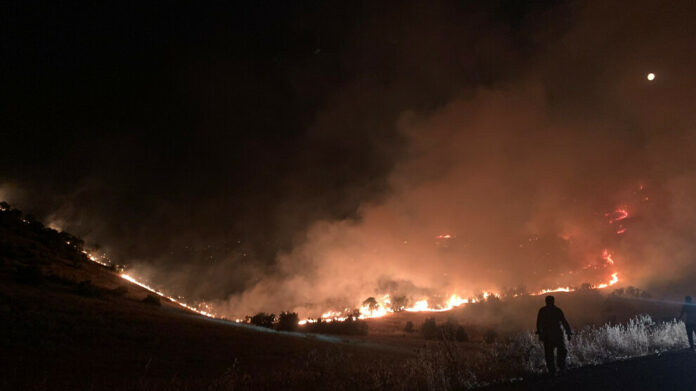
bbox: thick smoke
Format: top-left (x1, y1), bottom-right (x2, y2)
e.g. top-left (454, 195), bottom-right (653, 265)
top-left (217, 1), bottom-right (696, 317)
top-left (3, 1), bottom-right (696, 318)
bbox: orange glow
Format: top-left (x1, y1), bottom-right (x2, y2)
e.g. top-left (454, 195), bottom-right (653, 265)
top-left (80, 242), bottom-right (623, 328)
top-left (533, 286), bottom-right (573, 295)
top-left (614, 208), bottom-right (628, 221)
top-left (602, 249), bottom-right (615, 265)
top-left (80, 245), bottom-right (217, 318)
top-left (120, 274), bottom-right (215, 317)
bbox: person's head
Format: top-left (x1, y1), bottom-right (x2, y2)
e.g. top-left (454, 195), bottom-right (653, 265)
top-left (545, 296), bottom-right (555, 306)
top-left (686, 296), bottom-right (692, 303)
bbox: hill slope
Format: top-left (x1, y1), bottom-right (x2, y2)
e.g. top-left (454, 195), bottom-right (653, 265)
top-left (0, 204), bottom-right (406, 390)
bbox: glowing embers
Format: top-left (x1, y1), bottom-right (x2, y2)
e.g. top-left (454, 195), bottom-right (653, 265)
top-left (533, 286), bottom-right (573, 295)
top-left (404, 294), bottom-right (472, 313)
top-left (601, 249), bottom-right (615, 265)
top-left (120, 274), bottom-right (215, 318)
top-left (79, 244), bottom-right (217, 318)
top-left (606, 207), bottom-right (629, 234)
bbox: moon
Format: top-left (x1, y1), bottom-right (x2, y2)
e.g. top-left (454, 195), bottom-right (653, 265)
top-left (647, 72), bottom-right (656, 81)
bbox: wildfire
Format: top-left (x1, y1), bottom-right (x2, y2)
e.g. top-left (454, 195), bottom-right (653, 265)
top-left (120, 274), bottom-right (215, 317)
top-left (313, 265), bottom-right (622, 324)
top-left (404, 294), bottom-right (472, 313)
top-left (80, 247), bottom-right (217, 318)
top-left (602, 249), bottom-right (615, 265)
top-left (606, 208), bottom-right (629, 224)
top-left (607, 207), bottom-right (629, 234)
top-left (533, 286), bottom-right (573, 295)
top-left (596, 272), bottom-right (620, 289)
top-left (79, 239), bottom-right (623, 327)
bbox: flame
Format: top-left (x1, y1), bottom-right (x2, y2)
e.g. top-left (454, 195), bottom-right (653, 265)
top-left (607, 208), bottom-right (629, 224)
top-left (78, 242), bottom-right (623, 327)
top-left (80, 246), bottom-right (217, 318)
top-left (533, 286), bottom-right (573, 295)
top-left (614, 208), bottom-right (629, 221)
top-left (596, 272), bottom-right (620, 289)
top-left (307, 244), bottom-right (623, 324)
top-left (602, 249), bottom-right (615, 265)
top-left (120, 274), bottom-right (215, 317)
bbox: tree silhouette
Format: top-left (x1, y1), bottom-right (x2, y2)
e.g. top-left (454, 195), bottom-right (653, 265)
top-left (362, 297), bottom-right (379, 313)
top-left (277, 312), bottom-right (299, 331)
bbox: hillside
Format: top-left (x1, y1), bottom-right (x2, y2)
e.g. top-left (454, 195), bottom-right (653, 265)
top-left (0, 204), bottom-right (408, 390)
top-left (2, 203), bottom-right (692, 390)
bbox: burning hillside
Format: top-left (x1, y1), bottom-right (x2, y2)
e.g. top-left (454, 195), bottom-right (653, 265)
top-left (4, 0), bottom-right (696, 329)
top-left (200, 86), bottom-right (679, 321)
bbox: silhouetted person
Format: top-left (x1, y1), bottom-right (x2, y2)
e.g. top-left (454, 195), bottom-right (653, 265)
top-left (679, 296), bottom-right (696, 349)
top-left (536, 295), bottom-right (572, 374)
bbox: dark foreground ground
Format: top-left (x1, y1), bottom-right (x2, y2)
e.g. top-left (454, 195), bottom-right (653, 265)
top-left (0, 267), bottom-right (409, 390)
top-left (487, 349), bottom-right (696, 391)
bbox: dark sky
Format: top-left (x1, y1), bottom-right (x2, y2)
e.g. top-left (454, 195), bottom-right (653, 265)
top-left (3, 1), bottom-right (696, 316)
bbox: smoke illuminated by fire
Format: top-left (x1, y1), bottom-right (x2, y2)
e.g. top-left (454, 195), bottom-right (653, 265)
top-left (82, 243), bottom-right (621, 325)
top-left (310, 266), bottom-right (621, 322)
top-left (602, 249), bottom-right (615, 265)
top-left (74, 88), bottom-right (659, 326)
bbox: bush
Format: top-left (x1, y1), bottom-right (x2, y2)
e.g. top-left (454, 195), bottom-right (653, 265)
top-left (142, 294), bottom-right (162, 306)
top-left (250, 312), bottom-right (276, 328)
top-left (391, 295), bottom-right (409, 312)
top-left (108, 263), bottom-right (125, 273)
top-left (404, 321), bottom-right (414, 333)
top-left (77, 280), bottom-right (101, 297)
top-left (455, 326), bottom-right (469, 342)
top-left (504, 314), bottom-right (689, 375)
top-left (277, 312), bottom-right (299, 331)
top-left (422, 318), bottom-right (438, 340)
top-left (303, 318), bottom-right (368, 336)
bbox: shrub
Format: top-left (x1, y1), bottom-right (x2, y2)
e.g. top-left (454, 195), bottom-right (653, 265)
top-left (277, 312), bottom-right (299, 331)
top-left (250, 312), bottom-right (276, 328)
top-left (455, 326), bottom-right (469, 342)
top-left (422, 317), bottom-right (438, 340)
top-left (142, 294), bottom-right (162, 306)
top-left (391, 295), bottom-right (409, 312)
top-left (303, 318), bottom-right (369, 336)
top-left (503, 314), bottom-right (689, 375)
top-left (404, 321), bottom-right (414, 333)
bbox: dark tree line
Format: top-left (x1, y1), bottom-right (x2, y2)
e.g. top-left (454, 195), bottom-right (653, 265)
top-left (247, 311), bottom-right (368, 336)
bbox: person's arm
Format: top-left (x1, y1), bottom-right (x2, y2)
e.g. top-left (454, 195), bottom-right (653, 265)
top-left (536, 309), bottom-right (544, 339)
top-left (560, 309), bottom-right (572, 339)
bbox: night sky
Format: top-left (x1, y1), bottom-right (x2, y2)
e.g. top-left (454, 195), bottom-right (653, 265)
top-left (3, 1), bottom-right (696, 317)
